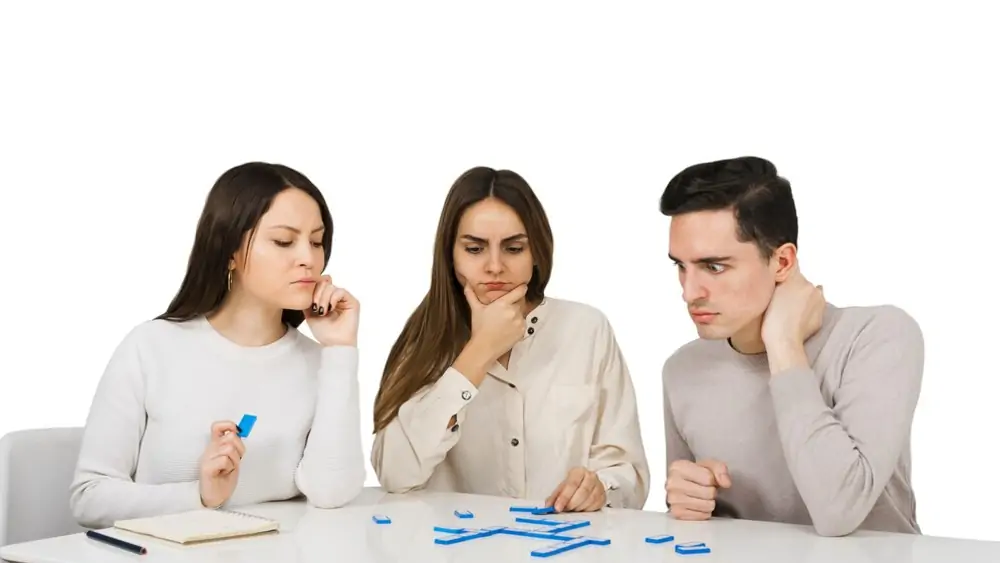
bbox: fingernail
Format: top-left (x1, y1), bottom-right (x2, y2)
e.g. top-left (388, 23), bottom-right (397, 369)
top-left (311, 304), bottom-right (318, 312)
top-left (317, 307), bottom-right (324, 315)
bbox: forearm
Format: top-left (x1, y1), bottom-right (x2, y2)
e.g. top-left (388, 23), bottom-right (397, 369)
top-left (451, 338), bottom-right (496, 388)
top-left (371, 367), bottom-right (478, 492)
top-left (295, 346), bottom-right (366, 508)
top-left (69, 473), bottom-right (202, 529)
top-left (770, 368), bottom-right (885, 535)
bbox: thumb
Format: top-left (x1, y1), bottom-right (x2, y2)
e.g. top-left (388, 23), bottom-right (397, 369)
top-left (699, 459), bottom-right (731, 489)
top-left (463, 282), bottom-right (484, 310)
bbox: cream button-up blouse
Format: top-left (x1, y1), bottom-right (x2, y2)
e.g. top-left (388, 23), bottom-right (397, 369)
top-left (371, 297), bottom-right (650, 509)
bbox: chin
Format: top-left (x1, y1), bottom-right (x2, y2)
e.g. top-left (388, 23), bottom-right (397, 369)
top-left (695, 325), bottom-right (733, 340)
top-left (277, 295), bottom-right (314, 312)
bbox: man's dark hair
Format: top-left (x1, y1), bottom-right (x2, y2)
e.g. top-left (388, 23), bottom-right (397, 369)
top-left (660, 156), bottom-right (798, 258)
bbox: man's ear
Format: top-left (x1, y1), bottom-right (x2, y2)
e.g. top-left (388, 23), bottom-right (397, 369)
top-left (771, 243), bottom-right (798, 283)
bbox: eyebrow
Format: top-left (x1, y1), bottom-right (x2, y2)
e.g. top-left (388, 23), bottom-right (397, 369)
top-left (459, 233), bottom-right (528, 244)
top-left (268, 225), bottom-right (325, 234)
top-left (668, 254), bottom-right (733, 264)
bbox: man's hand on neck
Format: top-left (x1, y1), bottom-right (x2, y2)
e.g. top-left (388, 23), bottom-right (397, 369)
top-left (759, 266), bottom-right (826, 377)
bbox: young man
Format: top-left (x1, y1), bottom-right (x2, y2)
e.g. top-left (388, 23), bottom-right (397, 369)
top-left (659, 156), bottom-right (923, 537)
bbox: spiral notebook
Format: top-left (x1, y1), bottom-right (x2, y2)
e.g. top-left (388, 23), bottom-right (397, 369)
top-left (113, 508), bottom-right (280, 544)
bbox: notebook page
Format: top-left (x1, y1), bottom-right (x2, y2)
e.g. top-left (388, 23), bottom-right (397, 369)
top-left (114, 509), bottom-right (279, 544)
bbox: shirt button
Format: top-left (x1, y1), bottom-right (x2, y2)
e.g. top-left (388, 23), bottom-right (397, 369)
top-left (451, 424), bottom-right (460, 432)
top-left (510, 438), bottom-right (519, 446)
top-left (531, 317), bottom-right (538, 323)
top-left (527, 327), bottom-right (534, 335)
top-left (461, 390), bottom-right (471, 400)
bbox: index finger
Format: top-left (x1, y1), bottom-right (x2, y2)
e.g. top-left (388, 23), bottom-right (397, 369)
top-left (676, 461), bottom-right (717, 487)
top-left (219, 433), bottom-right (246, 457)
top-left (553, 469), bottom-right (587, 511)
top-left (498, 283), bottom-right (528, 304)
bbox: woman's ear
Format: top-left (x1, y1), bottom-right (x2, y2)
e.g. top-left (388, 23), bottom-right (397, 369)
top-left (772, 243), bottom-right (798, 283)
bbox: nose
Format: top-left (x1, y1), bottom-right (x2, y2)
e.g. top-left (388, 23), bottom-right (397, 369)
top-left (485, 247), bottom-right (503, 275)
top-left (681, 270), bottom-right (708, 304)
top-left (296, 241), bottom-right (316, 270)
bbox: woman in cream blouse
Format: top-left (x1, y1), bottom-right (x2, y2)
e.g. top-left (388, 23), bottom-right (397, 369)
top-left (371, 166), bottom-right (649, 512)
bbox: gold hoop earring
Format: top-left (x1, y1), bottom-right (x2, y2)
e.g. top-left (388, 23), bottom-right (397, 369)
top-left (227, 269), bottom-right (233, 291)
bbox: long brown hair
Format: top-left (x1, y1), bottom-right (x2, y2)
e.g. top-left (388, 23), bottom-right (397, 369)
top-left (157, 162), bottom-right (334, 328)
top-left (372, 166), bottom-right (554, 432)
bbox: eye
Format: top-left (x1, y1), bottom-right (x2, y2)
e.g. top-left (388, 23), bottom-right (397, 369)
top-left (274, 240), bottom-right (293, 247)
top-left (505, 246), bottom-right (524, 254)
top-left (706, 263), bottom-right (725, 273)
top-left (672, 261), bottom-right (685, 271)
top-left (465, 246), bottom-right (483, 254)
top-left (311, 241), bottom-right (323, 248)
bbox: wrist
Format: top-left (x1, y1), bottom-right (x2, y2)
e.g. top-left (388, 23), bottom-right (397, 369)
top-left (764, 338), bottom-right (809, 376)
top-left (453, 339), bottom-right (495, 386)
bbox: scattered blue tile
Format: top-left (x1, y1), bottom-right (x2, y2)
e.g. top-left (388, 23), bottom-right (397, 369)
top-left (675, 541), bottom-right (711, 555)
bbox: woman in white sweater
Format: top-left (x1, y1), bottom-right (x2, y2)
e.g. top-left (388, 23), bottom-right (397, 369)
top-left (69, 162), bottom-right (366, 529)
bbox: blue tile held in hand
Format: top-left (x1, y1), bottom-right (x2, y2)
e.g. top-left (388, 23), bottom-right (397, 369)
top-left (236, 414), bottom-right (257, 438)
top-left (675, 541), bottom-right (711, 555)
top-left (372, 515), bottom-right (391, 524)
top-left (453, 510), bottom-right (474, 519)
top-left (645, 533), bottom-right (675, 544)
top-left (530, 506), bottom-right (557, 515)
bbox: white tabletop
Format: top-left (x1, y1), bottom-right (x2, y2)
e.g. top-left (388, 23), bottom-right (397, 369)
top-left (2, 487), bottom-right (999, 562)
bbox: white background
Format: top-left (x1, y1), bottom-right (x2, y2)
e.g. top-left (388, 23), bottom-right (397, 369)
top-left (2, 1), bottom-right (997, 542)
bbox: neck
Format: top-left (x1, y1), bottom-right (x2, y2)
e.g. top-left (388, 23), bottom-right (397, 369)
top-left (728, 316), bottom-right (767, 355)
top-left (208, 289), bottom-right (287, 347)
top-left (520, 297), bottom-right (541, 318)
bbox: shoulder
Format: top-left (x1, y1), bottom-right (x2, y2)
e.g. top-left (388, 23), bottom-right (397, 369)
top-left (542, 296), bottom-right (615, 334)
top-left (827, 303), bottom-right (923, 348)
top-left (114, 317), bottom-right (200, 351)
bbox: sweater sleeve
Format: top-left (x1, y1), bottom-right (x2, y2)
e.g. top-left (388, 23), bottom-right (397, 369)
top-left (68, 328), bottom-right (203, 529)
top-left (370, 367), bottom-right (479, 492)
top-left (588, 317), bottom-right (650, 510)
top-left (768, 306), bottom-right (924, 537)
top-left (294, 346), bottom-right (366, 508)
top-left (661, 356), bottom-right (695, 469)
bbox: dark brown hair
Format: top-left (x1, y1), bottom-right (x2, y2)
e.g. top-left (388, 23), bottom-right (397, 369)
top-left (157, 162), bottom-right (334, 327)
top-left (372, 166), bottom-right (554, 432)
top-left (660, 156), bottom-right (798, 258)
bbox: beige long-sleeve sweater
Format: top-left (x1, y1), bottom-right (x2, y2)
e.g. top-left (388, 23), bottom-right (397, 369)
top-left (662, 303), bottom-right (924, 537)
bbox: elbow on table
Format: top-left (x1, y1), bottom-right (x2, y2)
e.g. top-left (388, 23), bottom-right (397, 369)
top-left (375, 470), bottom-right (427, 495)
top-left (68, 487), bottom-right (108, 530)
top-left (302, 467), bottom-right (366, 509)
top-left (810, 506), bottom-right (867, 537)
